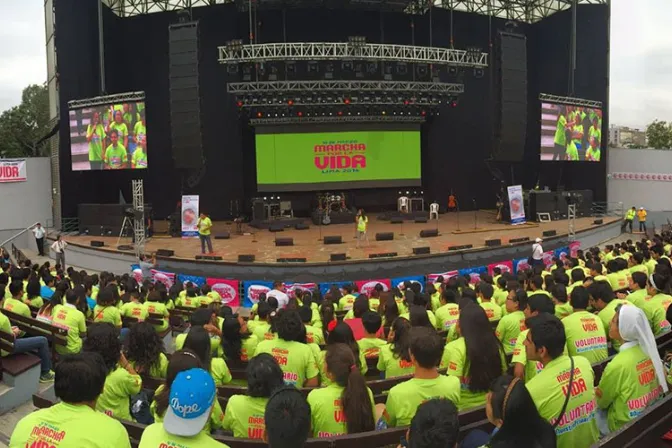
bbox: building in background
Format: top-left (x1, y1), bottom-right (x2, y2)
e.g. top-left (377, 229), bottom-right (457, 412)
top-left (609, 125), bottom-right (647, 148)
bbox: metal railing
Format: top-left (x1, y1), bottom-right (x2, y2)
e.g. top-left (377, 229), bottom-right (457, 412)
top-left (46, 217), bottom-right (79, 236)
top-left (591, 202), bottom-right (624, 218)
top-left (0, 223), bottom-right (39, 265)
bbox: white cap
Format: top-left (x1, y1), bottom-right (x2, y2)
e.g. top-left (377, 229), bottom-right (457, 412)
top-left (640, 207), bottom-right (644, 210)
top-left (535, 237), bottom-right (543, 243)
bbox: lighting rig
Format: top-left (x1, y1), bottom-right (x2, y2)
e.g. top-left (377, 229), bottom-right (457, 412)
top-left (539, 93), bottom-right (602, 109)
top-left (220, 38), bottom-right (487, 124)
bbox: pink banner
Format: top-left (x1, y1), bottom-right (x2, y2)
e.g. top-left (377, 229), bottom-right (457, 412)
top-left (569, 241), bottom-right (581, 258)
top-left (151, 269), bottom-right (175, 288)
top-left (487, 261), bottom-right (513, 276)
top-left (285, 283), bottom-right (317, 299)
top-left (427, 271), bottom-right (459, 283)
top-left (543, 251), bottom-right (555, 269)
top-left (355, 279), bottom-right (391, 296)
top-left (206, 278), bottom-right (240, 307)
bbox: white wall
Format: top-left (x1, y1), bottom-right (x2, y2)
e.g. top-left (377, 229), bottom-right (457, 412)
top-left (0, 158), bottom-right (52, 232)
top-left (608, 149), bottom-right (672, 211)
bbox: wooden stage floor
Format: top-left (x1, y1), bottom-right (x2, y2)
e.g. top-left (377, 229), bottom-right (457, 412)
top-left (66, 211), bottom-right (619, 264)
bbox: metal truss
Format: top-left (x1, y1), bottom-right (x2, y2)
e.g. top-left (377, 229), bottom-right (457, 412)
top-left (132, 179), bottom-right (146, 257)
top-left (227, 80), bottom-right (464, 94)
top-left (218, 43), bottom-right (489, 67)
top-left (242, 99), bottom-right (449, 107)
top-left (567, 203), bottom-right (576, 242)
top-left (250, 115), bottom-right (425, 125)
top-left (103, 0), bottom-right (606, 23)
top-left (539, 93), bottom-right (602, 109)
top-left (67, 91), bottom-right (145, 109)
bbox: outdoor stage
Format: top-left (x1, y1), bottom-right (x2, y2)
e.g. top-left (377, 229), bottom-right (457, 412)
top-left (65, 211), bottom-right (619, 264)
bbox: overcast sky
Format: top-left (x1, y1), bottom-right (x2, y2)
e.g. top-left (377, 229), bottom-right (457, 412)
top-left (0, 1), bottom-right (666, 129)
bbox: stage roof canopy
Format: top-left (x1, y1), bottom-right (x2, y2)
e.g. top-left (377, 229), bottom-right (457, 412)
top-left (103, 0), bottom-right (607, 23)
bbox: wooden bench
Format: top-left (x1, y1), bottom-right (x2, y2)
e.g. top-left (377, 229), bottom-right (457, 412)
top-left (1, 309), bottom-right (68, 361)
top-left (0, 330), bottom-right (41, 413)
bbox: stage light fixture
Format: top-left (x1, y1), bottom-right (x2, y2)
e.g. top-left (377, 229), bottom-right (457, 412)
top-left (287, 99), bottom-right (294, 106)
top-left (396, 62), bottom-right (408, 75)
top-left (308, 61), bottom-right (319, 73)
top-left (269, 64), bottom-right (279, 81)
top-left (297, 111), bottom-right (303, 117)
top-left (417, 64), bottom-right (428, 77)
top-left (348, 36), bottom-right (366, 49)
top-left (227, 65), bottom-right (238, 75)
top-left (450, 99), bottom-right (459, 108)
top-left (367, 62), bottom-right (378, 74)
top-left (448, 66), bottom-right (458, 76)
top-left (257, 111), bottom-right (263, 118)
top-left (474, 68), bottom-right (485, 78)
top-left (337, 111), bottom-right (343, 116)
top-left (324, 63), bottom-right (335, 80)
top-left (236, 100), bottom-right (244, 107)
top-left (421, 110), bottom-right (427, 116)
top-left (342, 60), bottom-right (354, 71)
top-left (344, 98), bottom-right (351, 105)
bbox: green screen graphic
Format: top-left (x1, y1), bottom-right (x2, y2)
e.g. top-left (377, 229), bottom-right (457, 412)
top-left (255, 130), bottom-right (421, 191)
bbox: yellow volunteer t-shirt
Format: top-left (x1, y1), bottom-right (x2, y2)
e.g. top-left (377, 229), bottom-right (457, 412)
top-left (376, 343), bottom-right (415, 379)
top-left (254, 338), bottom-right (319, 386)
top-left (95, 366), bottom-right (142, 421)
top-left (138, 422), bottom-right (228, 448)
top-left (93, 305), bottom-right (122, 327)
top-left (308, 383), bottom-right (376, 437)
top-left (385, 375), bottom-right (461, 427)
top-left (121, 302), bottom-right (149, 320)
top-left (52, 304), bottom-right (87, 355)
top-left (357, 337), bottom-right (387, 359)
top-left (129, 352), bottom-right (169, 379)
top-left (198, 217), bottom-right (213, 236)
top-left (143, 301), bottom-right (170, 332)
top-left (9, 402), bottom-right (131, 448)
top-left (222, 395), bottom-right (268, 439)
top-left (496, 310), bottom-right (526, 355)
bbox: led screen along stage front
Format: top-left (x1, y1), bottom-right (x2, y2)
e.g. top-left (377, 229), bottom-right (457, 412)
top-left (255, 129), bottom-right (421, 192)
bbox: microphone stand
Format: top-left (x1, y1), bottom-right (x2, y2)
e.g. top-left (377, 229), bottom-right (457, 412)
top-left (456, 202), bottom-right (461, 232)
top-left (472, 199), bottom-right (478, 230)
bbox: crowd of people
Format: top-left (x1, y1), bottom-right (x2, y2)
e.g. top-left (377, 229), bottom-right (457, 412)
top-left (4, 233), bottom-right (672, 447)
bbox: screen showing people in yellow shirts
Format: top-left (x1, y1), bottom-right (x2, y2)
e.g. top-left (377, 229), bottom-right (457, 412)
top-left (69, 100), bottom-right (147, 171)
top-left (255, 125), bottom-right (421, 192)
top-left (540, 102), bottom-right (602, 162)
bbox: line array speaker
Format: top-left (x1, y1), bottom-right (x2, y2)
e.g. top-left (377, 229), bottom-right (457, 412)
top-left (169, 21), bottom-right (203, 169)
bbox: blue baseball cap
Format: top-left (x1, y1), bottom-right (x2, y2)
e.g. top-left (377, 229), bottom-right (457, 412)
top-left (163, 368), bottom-right (216, 436)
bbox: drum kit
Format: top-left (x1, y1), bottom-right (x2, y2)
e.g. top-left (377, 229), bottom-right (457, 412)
top-left (317, 192), bottom-right (347, 224)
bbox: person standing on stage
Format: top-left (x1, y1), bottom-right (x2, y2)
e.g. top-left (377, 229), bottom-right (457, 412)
top-left (355, 209), bottom-right (369, 248)
top-left (33, 223), bottom-right (46, 256)
top-left (197, 212), bottom-right (213, 254)
top-left (530, 237), bottom-right (544, 267)
top-left (637, 207), bottom-right (647, 233)
top-left (51, 234), bottom-right (67, 269)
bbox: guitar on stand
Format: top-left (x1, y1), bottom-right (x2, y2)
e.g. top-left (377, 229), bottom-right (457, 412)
top-left (496, 195), bottom-right (504, 222)
top-left (448, 191), bottom-right (458, 212)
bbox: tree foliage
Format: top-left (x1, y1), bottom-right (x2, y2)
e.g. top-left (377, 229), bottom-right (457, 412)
top-left (0, 84), bottom-right (51, 158)
top-left (645, 119), bottom-right (672, 150)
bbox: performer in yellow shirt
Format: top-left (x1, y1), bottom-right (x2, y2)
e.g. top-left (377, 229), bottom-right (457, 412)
top-left (197, 212), bottom-right (213, 254)
top-left (637, 207), bottom-right (647, 233)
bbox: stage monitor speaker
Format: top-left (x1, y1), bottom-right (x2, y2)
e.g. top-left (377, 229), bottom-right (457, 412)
top-left (238, 254), bottom-right (255, 262)
top-left (369, 252), bottom-right (398, 258)
top-left (169, 21), bottom-right (203, 169)
top-left (156, 249), bottom-right (175, 257)
top-left (486, 239), bottom-right (502, 247)
top-left (420, 229), bottom-right (439, 238)
top-left (542, 230), bottom-right (557, 237)
top-left (269, 224), bottom-right (284, 232)
top-left (252, 200), bottom-right (265, 222)
top-left (277, 257), bottom-right (306, 263)
top-left (214, 233), bottom-right (230, 239)
top-left (330, 253), bottom-right (347, 261)
top-left (593, 219), bottom-right (603, 225)
top-left (390, 217), bottom-right (403, 224)
top-left (275, 237), bottom-right (294, 246)
top-left (324, 236), bottom-right (342, 245)
top-left (90, 241), bottom-right (105, 247)
top-left (295, 223), bottom-right (309, 230)
top-left (376, 232), bottom-right (394, 241)
top-left (448, 244), bottom-right (473, 251)
top-left (117, 245), bottom-right (133, 251)
top-left (413, 247), bottom-right (430, 255)
top-left (510, 237), bottom-right (530, 244)
top-left (494, 31), bottom-right (527, 162)
top-left (196, 255), bottom-right (223, 261)
top-left (414, 217), bottom-right (428, 224)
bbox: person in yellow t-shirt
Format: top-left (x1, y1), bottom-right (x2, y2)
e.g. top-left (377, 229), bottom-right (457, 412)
top-left (476, 283), bottom-right (502, 322)
top-left (82, 323), bottom-right (142, 421)
top-left (377, 317), bottom-right (415, 378)
top-left (197, 212), bottom-right (214, 254)
top-left (221, 315), bottom-right (259, 362)
top-left (496, 289), bottom-right (528, 355)
top-left (637, 207), bottom-right (647, 232)
top-left (9, 352), bottom-right (131, 448)
top-left (264, 386), bottom-right (311, 448)
top-left (132, 139), bottom-right (148, 169)
top-left (622, 207), bottom-right (636, 233)
top-left (223, 353), bottom-right (285, 439)
top-left (139, 367), bottom-right (228, 448)
top-left (183, 326), bottom-right (232, 386)
top-left (308, 343), bottom-right (376, 437)
top-left (52, 289), bottom-right (88, 355)
top-left (512, 294), bottom-right (557, 383)
top-left (358, 311), bottom-right (387, 359)
top-left (384, 327), bottom-right (461, 427)
top-left (125, 322), bottom-right (169, 378)
top-left (355, 209), bottom-right (369, 248)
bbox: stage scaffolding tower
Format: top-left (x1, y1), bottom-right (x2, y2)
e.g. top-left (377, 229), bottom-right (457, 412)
top-left (132, 179), bottom-right (146, 257)
top-left (568, 204), bottom-right (577, 242)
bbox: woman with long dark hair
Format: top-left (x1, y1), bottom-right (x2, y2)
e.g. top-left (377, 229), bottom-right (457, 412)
top-left (441, 304), bottom-right (506, 410)
top-left (125, 322), bottom-right (168, 378)
top-left (183, 326), bottom-right (232, 386)
top-left (221, 315), bottom-right (258, 362)
top-left (320, 300), bottom-right (337, 341)
top-left (318, 322), bottom-right (367, 385)
top-left (83, 323), bottom-right (141, 421)
top-left (482, 375), bottom-right (556, 448)
top-left (255, 309), bottom-right (319, 387)
top-left (377, 317), bottom-right (414, 378)
top-left (223, 353), bottom-right (285, 438)
top-left (308, 343), bottom-right (376, 437)
top-left (24, 276), bottom-right (43, 308)
top-left (379, 293), bottom-right (400, 328)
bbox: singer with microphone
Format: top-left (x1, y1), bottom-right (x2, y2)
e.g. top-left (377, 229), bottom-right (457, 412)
top-left (355, 209), bottom-right (369, 248)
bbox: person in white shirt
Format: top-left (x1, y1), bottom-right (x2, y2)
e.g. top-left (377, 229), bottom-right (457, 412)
top-left (530, 237), bottom-right (544, 267)
top-left (32, 223), bottom-right (46, 256)
top-left (51, 235), bottom-right (68, 269)
top-left (266, 281), bottom-right (289, 309)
